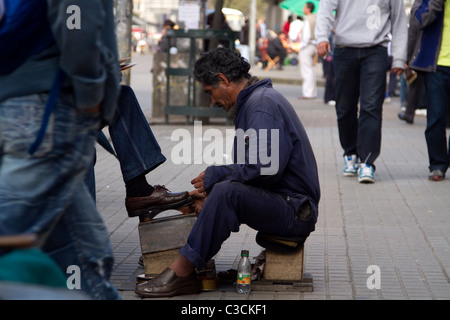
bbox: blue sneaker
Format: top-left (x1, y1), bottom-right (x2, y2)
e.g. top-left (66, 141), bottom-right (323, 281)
top-left (343, 155), bottom-right (358, 176)
top-left (358, 164), bottom-right (374, 183)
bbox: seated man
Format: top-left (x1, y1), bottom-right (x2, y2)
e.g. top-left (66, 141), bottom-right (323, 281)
top-left (85, 85), bottom-right (191, 219)
top-left (266, 31), bottom-right (289, 69)
top-left (135, 48), bottom-right (321, 298)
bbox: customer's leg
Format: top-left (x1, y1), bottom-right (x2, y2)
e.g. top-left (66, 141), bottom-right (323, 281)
top-left (357, 45), bottom-right (387, 166)
top-left (333, 47), bottom-right (360, 157)
top-left (109, 85), bottom-right (166, 183)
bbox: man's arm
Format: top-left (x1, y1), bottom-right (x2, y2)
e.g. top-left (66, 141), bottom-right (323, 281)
top-left (201, 111), bottom-right (293, 195)
top-left (46, 0), bottom-right (110, 111)
top-left (413, 0), bottom-right (445, 29)
top-left (315, 0), bottom-right (338, 57)
top-left (389, 0), bottom-right (408, 73)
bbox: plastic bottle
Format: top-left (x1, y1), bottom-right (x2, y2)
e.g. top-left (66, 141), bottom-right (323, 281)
top-left (236, 249), bottom-right (251, 294)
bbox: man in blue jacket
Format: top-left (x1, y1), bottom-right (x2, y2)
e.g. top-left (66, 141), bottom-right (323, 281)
top-left (408, 0), bottom-right (450, 181)
top-left (135, 48), bottom-right (321, 298)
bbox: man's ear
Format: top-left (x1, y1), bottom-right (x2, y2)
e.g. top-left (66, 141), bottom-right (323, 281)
top-left (216, 73), bottom-right (230, 86)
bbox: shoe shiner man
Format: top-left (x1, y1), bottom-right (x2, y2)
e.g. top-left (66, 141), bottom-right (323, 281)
top-left (135, 48), bottom-right (321, 298)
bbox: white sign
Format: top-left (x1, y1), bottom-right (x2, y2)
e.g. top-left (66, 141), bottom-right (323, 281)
top-left (178, 4), bottom-right (200, 29)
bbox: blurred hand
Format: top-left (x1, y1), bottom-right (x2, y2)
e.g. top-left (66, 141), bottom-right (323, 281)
top-left (317, 41), bottom-right (331, 58)
top-left (85, 105), bottom-right (100, 114)
top-left (391, 67), bottom-right (404, 76)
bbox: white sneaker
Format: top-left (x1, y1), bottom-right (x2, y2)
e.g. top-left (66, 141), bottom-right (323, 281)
top-left (343, 155), bottom-right (358, 176)
top-left (358, 164), bottom-right (375, 183)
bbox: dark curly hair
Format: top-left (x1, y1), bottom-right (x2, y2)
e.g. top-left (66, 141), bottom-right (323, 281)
top-left (193, 47), bottom-right (251, 87)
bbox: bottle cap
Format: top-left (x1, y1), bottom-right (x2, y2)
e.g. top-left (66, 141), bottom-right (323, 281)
top-left (241, 250), bottom-right (249, 256)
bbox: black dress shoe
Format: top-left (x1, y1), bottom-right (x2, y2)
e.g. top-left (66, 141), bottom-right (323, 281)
top-left (135, 268), bottom-right (201, 298)
top-left (398, 112), bottom-right (413, 124)
top-left (125, 185), bottom-right (192, 218)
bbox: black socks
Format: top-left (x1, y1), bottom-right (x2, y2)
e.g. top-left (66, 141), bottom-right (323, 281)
top-left (125, 174), bottom-right (154, 198)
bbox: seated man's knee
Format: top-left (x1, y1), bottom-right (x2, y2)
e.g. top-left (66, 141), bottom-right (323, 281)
top-left (208, 180), bottom-right (236, 198)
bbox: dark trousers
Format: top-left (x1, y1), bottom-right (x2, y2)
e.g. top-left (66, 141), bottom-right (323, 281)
top-left (424, 65), bottom-right (450, 172)
top-left (324, 58), bottom-right (336, 103)
top-left (404, 72), bottom-right (426, 122)
top-left (179, 181), bottom-right (316, 270)
top-left (85, 85), bottom-right (167, 199)
top-left (333, 45), bottom-right (388, 166)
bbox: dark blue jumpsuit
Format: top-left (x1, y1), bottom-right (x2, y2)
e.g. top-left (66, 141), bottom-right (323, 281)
top-left (179, 79), bottom-right (321, 270)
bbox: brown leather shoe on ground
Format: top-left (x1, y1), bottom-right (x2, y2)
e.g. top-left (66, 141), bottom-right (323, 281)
top-left (135, 267), bottom-right (201, 298)
top-left (125, 185), bottom-right (192, 218)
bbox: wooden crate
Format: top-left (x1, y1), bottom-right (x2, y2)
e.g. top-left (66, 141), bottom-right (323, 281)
top-left (263, 246), bottom-right (304, 281)
top-left (138, 213), bottom-right (197, 276)
top-left (252, 246), bottom-right (313, 292)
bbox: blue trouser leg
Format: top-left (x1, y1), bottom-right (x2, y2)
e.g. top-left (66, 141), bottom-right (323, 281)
top-left (179, 180), bottom-right (316, 270)
top-left (108, 85), bottom-right (166, 182)
top-left (334, 46), bottom-right (387, 166)
top-left (84, 85), bottom-right (167, 198)
top-left (424, 66), bottom-right (450, 172)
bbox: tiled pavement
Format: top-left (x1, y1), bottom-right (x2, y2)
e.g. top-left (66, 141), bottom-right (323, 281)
top-left (95, 53), bottom-right (450, 300)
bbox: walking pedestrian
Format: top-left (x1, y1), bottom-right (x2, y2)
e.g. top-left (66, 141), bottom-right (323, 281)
top-left (298, 2), bottom-right (318, 99)
top-left (316, 0), bottom-right (408, 183)
top-left (407, 0), bottom-right (450, 181)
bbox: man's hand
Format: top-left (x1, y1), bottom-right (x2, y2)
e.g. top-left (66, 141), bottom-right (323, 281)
top-left (191, 171), bottom-right (206, 195)
top-left (391, 67), bottom-right (404, 76)
top-left (84, 105), bottom-right (100, 115)
top-left (177, 190), bottom-right (207, 215)
top-left (317, 41), bottom-right (331, 58)
top-left (189, 190), bottom-right (207, 214)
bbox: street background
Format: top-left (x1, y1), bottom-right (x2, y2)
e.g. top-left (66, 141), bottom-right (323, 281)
top-left (96, 52), bottom-right (450, 300)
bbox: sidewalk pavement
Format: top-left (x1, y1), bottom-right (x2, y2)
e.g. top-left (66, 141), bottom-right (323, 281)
top-left (97, 54), bottom-right (450, 300)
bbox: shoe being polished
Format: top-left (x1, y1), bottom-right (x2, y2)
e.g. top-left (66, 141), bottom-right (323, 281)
top-left (125, 185), bottom-right (192, 218)
top-left (135, 267), bottom-right (201, 298)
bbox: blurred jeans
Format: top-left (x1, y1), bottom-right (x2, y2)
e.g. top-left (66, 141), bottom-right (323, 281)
top-left (424, 65), bottom-right (450, 172)
top-left (333, 45), bottom-right (388, 166)
top-left (0, 90), bottom-right (120, 300)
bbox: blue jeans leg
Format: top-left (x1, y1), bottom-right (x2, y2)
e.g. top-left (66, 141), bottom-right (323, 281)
top-left (108, 85), bottom-right (166, 182)
top-left (0, 92), bottom-right (120, 299)
top-left (424, 66), bottom-right (450, 172)
top-left (334, 46), bottom-right (387, 165)
top-left (179, 181), bottom-right (316, 270)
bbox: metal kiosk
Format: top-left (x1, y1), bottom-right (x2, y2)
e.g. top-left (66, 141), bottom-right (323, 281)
top-left (164, 29), bottom-right (240, 124)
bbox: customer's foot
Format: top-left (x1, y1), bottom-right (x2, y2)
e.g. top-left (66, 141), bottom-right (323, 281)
top-left (125, 185), bottom-right (192, 218)
top-left (343, 155), bottom-right (358, 176)
top-left (135, 267), bottom-right (201, 298)
top-left (428, 170), bottom-right (445, 181)
top-left (398, 112), bottom-right (413, 124)
top-left (358, 164), bottom-right (375, 183)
